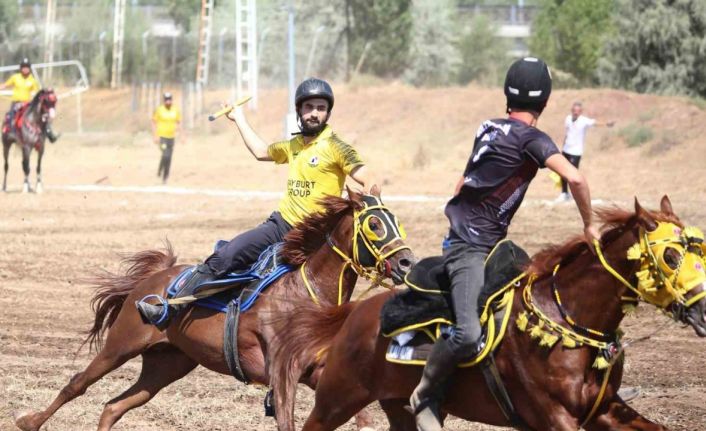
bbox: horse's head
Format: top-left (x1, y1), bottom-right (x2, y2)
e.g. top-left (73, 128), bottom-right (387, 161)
top-left (34, 88), bottom-right (58, 120)
top-left (347, 185), bottom-right (416, 285)
top-left (630, 196), bottom-right (706, 336)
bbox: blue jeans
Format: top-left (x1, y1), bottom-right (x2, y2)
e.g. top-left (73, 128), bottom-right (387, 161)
top-left (442, 241), bottom-right (488, 360)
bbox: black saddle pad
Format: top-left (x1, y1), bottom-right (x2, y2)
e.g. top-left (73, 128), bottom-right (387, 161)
top-left (381, 240), bottom-right (530, 336)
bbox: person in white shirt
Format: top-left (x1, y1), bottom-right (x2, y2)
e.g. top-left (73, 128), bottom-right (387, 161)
top-left (557, 101), bottom-right (614, 201)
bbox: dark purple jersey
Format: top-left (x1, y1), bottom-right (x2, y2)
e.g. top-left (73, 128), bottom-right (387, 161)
top-left (445, 118), bottom-right (559, 251)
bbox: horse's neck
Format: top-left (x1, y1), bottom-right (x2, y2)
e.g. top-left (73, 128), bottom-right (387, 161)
top-left (302, 239), bottom-right (358, 306)
top-left (539, 233), bottom-right (638, 335)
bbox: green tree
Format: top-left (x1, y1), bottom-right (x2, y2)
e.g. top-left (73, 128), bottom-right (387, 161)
top-left (167, 0), bottom-right (200, 33)
top-left (456, 14), bottom-right (511, 86)
top-left (529, 0), bottom-right (614, 84)
top-left (348, 0), bottom-right (413, 77)
top-left (404, 0), bottom-right (458, 87)
top-left (598, 0), bottom-right (706, 98)
top-left (0, 0), bottom-right (18, 42)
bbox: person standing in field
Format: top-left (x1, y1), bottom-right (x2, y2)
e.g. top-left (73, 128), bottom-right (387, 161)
top-left (152, 92), bottom-right (182, 184)
top-left (556, 101), bottom-right (613, 201)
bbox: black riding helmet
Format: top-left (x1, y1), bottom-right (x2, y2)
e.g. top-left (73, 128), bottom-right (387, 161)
top-left (19, 58), bottom-right (31, 69)
top-left (504, 57), bottom-right (552, 115)
top-left (295, 78), bottom-right (334, 112)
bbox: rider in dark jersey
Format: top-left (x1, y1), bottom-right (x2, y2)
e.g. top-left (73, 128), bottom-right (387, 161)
top-left (409, 57), bottom-right (602, 431)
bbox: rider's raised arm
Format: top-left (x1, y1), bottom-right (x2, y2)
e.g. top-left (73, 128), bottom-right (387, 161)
top-left (228, 107), bottom-right (272, 161)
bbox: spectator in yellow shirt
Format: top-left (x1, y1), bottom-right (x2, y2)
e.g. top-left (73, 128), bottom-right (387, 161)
top-left (151, 92), bottom-right (181, 184)
top-left (0, 58), bottom-right (58, 142)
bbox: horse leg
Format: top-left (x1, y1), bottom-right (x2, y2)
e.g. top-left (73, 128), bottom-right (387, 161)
top-left (3, 140), bottom-right (9, 191)
top-left (301, 366), bottom-right (374, 431)
top-left (35, 145), bottom-right (43, 194)
top-left (96, 346), bottom-right (197, 431)
top-left (583, 397), bottom-right (669, 431)
top-left (379, 399), bottom-right (416, 431)
top-left (14, 308), bottom-right (162, 431)
top-left (21, 145), bottom-right (30, 193)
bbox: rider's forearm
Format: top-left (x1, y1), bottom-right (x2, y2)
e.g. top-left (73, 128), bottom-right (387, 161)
top-left (232, 110), bottom-right (271, 161)
top-left (568, 176), bottom-right (593, 227)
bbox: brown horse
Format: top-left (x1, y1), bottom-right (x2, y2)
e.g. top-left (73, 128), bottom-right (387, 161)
top-left (2, 88), bottom-right (57, 193)
top-left (271, 196), bottom-right (706, 431)
top-left (13, 190), bottom-right (415, 431)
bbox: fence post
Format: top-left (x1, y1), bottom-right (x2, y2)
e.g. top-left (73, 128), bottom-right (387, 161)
top-left (76, 91), bottom-right (83, 134)
top-left (188, 81), bottom-right (195, 130)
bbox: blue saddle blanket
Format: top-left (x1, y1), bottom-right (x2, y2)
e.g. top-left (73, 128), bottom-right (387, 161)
top-left (164, 242), bottom-right (293, 314)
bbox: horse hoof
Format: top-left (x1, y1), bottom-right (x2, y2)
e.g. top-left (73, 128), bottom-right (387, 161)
top-left (35, 183), bottom-right (43, 194)
top-left (22, 184), bottom-right (29, 193)
top-left (14, 410), bottom-right (39, 431)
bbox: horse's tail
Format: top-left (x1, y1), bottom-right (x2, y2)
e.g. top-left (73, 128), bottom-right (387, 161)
top-left (270, 301), bottom-right (356, 431)
top-left (81, 242), bottom-right (177, 352)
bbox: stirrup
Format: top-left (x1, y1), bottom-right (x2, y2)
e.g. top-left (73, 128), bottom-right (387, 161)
top-left (135, 294), bottom-right (170, 326)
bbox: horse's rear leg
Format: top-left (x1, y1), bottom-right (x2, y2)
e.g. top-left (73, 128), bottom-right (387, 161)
top-left (584, 397), bottom-right (669, 431)
top-left (302, 373), bottom-right (374, 431)
top-left (14, 312), bottom-right (161, 431)
top-left (96, 346), bottom-right (197, 431)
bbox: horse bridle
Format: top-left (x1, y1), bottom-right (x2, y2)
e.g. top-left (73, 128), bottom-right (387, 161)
top-left (300, 195), bottom-right (411, 306)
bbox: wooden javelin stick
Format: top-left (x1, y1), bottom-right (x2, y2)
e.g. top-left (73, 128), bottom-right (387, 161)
top-left (208, 96), bottom-right (252, 121)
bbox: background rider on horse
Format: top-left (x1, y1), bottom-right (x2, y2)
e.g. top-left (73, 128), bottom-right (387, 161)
top-left (409, 57), bottom-right (602, 431)
top-left (138, 77), bottom-right (377, 325)
top-left (0, 58), bottom-right (59, 143)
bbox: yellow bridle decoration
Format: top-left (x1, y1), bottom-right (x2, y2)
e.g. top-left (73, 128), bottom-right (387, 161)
top-left (300, 199), bottom-right (411, 306)
top-left (515, 221), bottom-right (706, 426)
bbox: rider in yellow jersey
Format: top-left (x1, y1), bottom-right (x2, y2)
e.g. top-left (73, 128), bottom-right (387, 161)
top-left (137, 78), bottom-right (376, 324)
top-left (152, 92), bottom-right (182, 184)
top-left (0, 58), bottom-right (59, 142)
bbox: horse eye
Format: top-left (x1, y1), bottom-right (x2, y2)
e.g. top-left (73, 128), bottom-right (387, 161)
top-left (664, 248), bottom-right (679, 269)
top-left (369, 220), bottom-right (379, 230)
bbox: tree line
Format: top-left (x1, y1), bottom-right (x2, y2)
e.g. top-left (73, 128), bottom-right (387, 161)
top-left (0, 0), bottom-right (704, 99)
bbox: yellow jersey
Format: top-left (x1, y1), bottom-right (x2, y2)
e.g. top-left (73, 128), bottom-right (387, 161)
top-left (4, 73), bottom-right (40, 102)
top-left (152, 105), bottom-right (181, 139)
top-left (267, 125), bottom-right (364, 226)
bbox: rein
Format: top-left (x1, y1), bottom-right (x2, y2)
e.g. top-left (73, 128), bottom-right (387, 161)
top-left (300, 200), bottom-right (410, 306)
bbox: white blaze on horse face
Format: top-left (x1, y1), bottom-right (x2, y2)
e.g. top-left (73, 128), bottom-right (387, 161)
top-left (48, 108), bottom-right (56, 119)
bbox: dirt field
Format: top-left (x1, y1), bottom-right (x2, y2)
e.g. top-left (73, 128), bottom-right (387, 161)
top-left (1, 85), bottom-right (705, 430)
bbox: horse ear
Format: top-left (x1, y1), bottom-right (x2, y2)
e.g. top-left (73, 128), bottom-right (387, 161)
top-left (346, 185), bottom-right (362, 203)
top-left (369, 184), bottom-right (381, 198)
top-left (635, 197), bottom-right (657, 231)
top-left (659, 195), bottom-right (674, 216)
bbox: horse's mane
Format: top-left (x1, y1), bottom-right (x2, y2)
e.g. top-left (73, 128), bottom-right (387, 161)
top-left (527, 206), bottom-right (682, 277)
top-left (27, 89), bottom-right (48, 111)
top-left (280, 195), bottom-right (362, 265)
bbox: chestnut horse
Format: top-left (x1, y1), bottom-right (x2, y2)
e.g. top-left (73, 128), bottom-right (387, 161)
top-left (271, 196), bottom-right (706, 431)
top-left (2, 88), bottom-right (57, 193)
top-left (13, 190), bottom-right (415, 431)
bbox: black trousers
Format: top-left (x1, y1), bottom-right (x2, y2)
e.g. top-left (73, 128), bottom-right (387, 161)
top-left (157, 137), bottom-right (175, 182)
top-left (561, 152), bottom-right (582, 194)
top-left (205, 211), bottom-right (293, 277)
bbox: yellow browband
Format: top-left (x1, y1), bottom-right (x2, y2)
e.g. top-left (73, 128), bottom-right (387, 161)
top-left (300, 201), bottom-right (410, 306)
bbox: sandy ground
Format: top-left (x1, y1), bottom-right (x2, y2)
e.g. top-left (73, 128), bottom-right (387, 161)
top-left (1, 85), bottom-right (705, 430)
